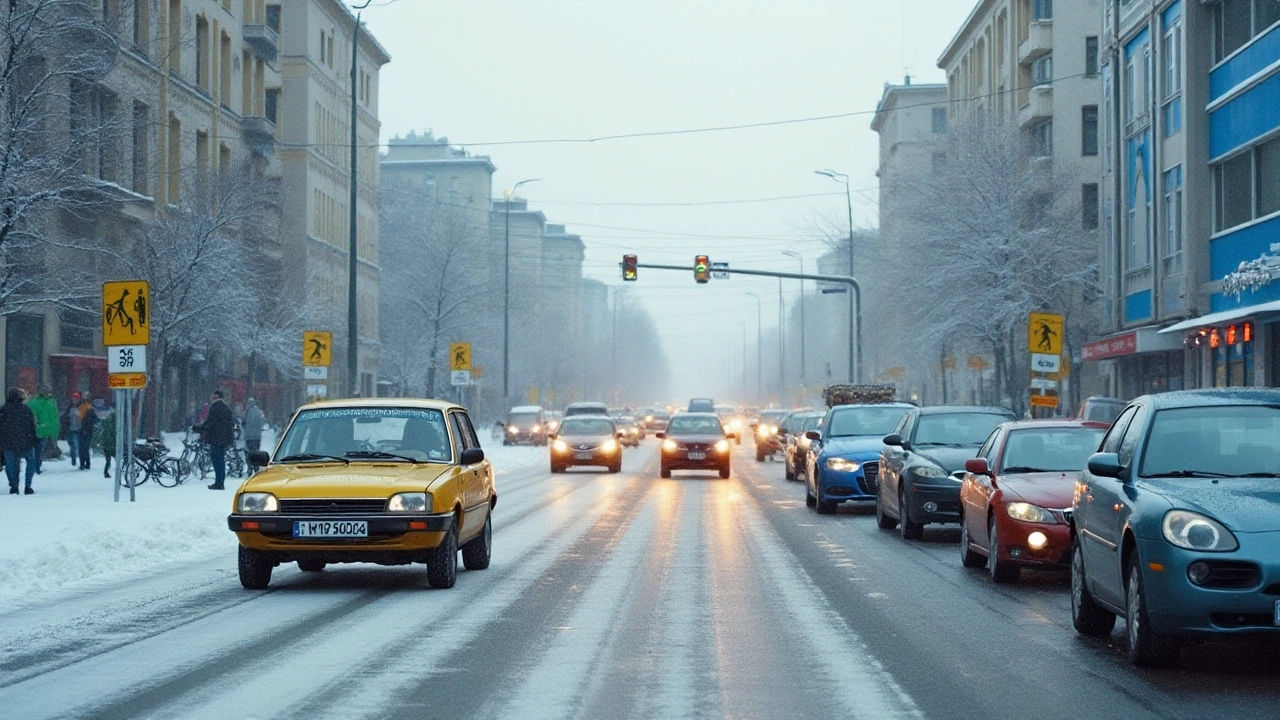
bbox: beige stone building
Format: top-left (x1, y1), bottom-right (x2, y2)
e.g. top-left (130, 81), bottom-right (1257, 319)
top-left (277, 0), bottom-right (389, 398)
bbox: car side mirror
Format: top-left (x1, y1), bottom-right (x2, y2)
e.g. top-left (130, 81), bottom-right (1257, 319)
top-left (656, 431), bottom-right (665, 439)
top-left (248, 450), bottom-right (270, 467)
top-left (1087, 452), bottom-right (1123, 479)
top-left (460, 447), bottom-right (485, 465)
top-left (726, 431), bottom-right (736, 439)
top-left (547, 433), bottom-right (556, 440)
top-left (964, 457), bottom-right (991, 476)
top-left (804, 430), bottom-right (821, 441)
top-left (883, 433), bottom-right (902, 447)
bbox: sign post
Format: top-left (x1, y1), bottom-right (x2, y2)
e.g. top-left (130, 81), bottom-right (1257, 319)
top-left (1028, 312), bottom-right (1065, 414)
top-left (103, 280), bottom-right (151, 502)
top-left (303, 331), bottom-right (332, 400)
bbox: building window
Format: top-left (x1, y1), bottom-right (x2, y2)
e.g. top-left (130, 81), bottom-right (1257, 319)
top-left (1033, 0), bottom-right (1052, 21)
top-left (133, 0), bottom-right (149, 53)
top-left (220, 30), bottom-right (231, 107)
top-left (167, 113), bottom-right (181, 203)
top-left (1082, 105), bottom-right (1099, 156)
top-left (266, 5), bottom-right (281, 33)
top-left (1032, 54), bottom-right (1052, 85)
top-left (1216, 151), bottom-right (1253, 232)
top-left (59, 308), bottom-right (95, 350)
top-left (1259, 137), bottom-right (1280, 218)
top-left (167, 0), bottom-right (181, 73)
top-left (318, 29), bottom-right (326, 64)
top-left (132, 101), bottom-right (149, 195)
top-left (1085, 36), bottom-right (1099, 77)
top-left (1217, 0), bottom-right (1280, 61)
top-left (195, 15), bottom-right (209, 92)
top-left (1083, 183), bottom-right (1099, 229)
top-left (931, 107), bottom-right (947, 134)
top-left (1163, 166), bottom-right (1183, 273)
top-left (265, 88), bottom-right (279, 123)
top-left (1029, 119), bottom-right (1052, 157)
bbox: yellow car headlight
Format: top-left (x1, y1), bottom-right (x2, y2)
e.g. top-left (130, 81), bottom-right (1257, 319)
top-left (714, 439), bottom-right (730, 453)
top-left (553, 439), bottom-right (569, 453)
top-left (662, 439), bottom-right (678, 452)
top-left (237, 492), bottom-right (278, 513)
top-left (388, 492), bottom-right (430, 513)
top-left (601, 439), bottom-right (619, 453)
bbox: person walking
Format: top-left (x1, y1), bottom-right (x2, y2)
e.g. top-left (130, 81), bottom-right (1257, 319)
top-left (27, 385), bottom-right (59, 474)
top-left (96, 404), bottom-right (117, 479)
top-left (1, 387), bottom-right (39, 494)
top-left (65, 392), bottom-right (84, 465)
top-left (242, 397), bottom-right (265, 473)
top-left (196, 390), bottom-right (235, 490)
top-left (74, 395), bottom-right (98, 470)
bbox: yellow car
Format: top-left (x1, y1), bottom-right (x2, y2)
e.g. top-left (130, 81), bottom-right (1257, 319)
top-left (227, 398), bottom-right (496, 590)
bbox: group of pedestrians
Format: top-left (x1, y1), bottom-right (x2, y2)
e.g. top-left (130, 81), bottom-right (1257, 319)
top-left (192, 390), bottom-right (263, 490)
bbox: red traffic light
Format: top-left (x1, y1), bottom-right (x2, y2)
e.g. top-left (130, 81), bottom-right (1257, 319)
top-left (623, 254), bottom-right (638, 281)
top-left (694, 255), bottom-right (710, 283)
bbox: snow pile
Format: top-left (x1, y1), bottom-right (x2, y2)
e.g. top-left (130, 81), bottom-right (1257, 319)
top-left (0, 437), bottom-right (546, 609)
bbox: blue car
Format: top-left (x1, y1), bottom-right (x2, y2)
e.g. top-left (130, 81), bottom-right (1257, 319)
top-left (804, 403), bottom-right (915, 514)
top-left (1070, 388), bottom-right (1280, 667)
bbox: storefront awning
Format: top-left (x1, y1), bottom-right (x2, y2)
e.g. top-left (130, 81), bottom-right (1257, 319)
top-left (1081, 326), bottom-right (1185, 361)
top-left (1157, 299), bottom-right (1280, 334)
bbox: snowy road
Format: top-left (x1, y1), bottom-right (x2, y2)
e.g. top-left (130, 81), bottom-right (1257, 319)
top-left (3, 441), bottom-right (1279, 719)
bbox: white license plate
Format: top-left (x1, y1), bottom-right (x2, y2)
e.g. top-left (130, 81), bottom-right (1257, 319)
top-left (688, 452), bottom-right (706, 460)
top-left (575, 452), bottom-right (594, 460)
top-left (293, 520), bottom-right (368, 538)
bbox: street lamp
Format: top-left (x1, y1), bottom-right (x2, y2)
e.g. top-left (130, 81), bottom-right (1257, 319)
top-left (781, 250), bottom-right (806, 394)
top-left (346, 0), bottom-right (374, 397)
top-left (745, 292), bottom-right (763, 404)
top-left (503, 177), bottom-right (540, 403)
top-left (815, 169), bottom-right (861, 383)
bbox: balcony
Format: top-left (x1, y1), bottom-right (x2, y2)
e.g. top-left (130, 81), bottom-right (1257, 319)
top-left (244, 24), bottom-right (278, 63)
top-left (1017, 85), bottom-right (1053, 127)
top-left (1017, 21), bottom-right (1052, 65)
top-left (242, 116), bottom-right (277, 156)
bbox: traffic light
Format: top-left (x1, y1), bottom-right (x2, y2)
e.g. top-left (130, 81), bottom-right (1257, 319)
top-left (622, 254), bottom-right (638, 281)
top-left (694, 255), bottom-right (710, 283)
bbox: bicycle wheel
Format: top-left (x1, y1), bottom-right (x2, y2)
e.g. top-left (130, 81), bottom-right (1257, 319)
top-left (154, 458), bottom-right (183, 487)
top-left (174, 457), bottom-right (192, 482)
top-left (121, 459), bottom-right (147, 487)
top-left (228, 449), bottom-right (246, 478)
top-left (197, 449), bottom-right (212, 479)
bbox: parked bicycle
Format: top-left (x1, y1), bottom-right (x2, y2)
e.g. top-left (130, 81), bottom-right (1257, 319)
top-left (179, 431), bottom-right (247, 480)
top-left (121, 439), bottom-right (185, 487)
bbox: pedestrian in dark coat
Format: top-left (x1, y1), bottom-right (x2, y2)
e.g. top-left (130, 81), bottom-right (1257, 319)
top-left (73, 396), bottom-right (98, 470)
top-left (0, 387), bottom-right (39, 494)
top-left (242, 397), bottom-right (265, 473)
top-left (195, 390), bottom-right (235, 490)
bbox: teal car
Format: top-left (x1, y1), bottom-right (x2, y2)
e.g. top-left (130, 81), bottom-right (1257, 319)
top-left (1070, 388), bottom-right (1280, 667)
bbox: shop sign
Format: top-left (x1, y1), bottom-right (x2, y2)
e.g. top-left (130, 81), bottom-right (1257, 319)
top-left (1081, 332), bottom-right (1137, 361)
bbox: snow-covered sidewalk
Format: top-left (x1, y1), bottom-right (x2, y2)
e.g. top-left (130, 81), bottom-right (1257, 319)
top-left (0, 438), bottom-right (547, 610)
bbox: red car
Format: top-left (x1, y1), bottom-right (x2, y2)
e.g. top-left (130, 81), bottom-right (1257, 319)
top-left (958, 420), bottom-right (1108, 583)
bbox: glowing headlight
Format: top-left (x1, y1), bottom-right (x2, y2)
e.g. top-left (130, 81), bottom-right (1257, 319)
top-left (1027, 531), bottom-right (1049, 549)
top-left (1163, 510), bottom-right (1238, 552)
top-left (825, 457), bottom-right (860, 472)
top-left (662, 439), bottom-right (678, 452)
top-left (714, 439), bottom-right (730, 453)
top-left (388, 492), bottom-right (430, 513)
top-left (601, 439), bottom-right (619, 453)
top-left (912, 465), bottom-right (947, 479)
top-left (531, 423), bottom-right (541, 432)
top-left (1006, 502), bottom-right (1057, 524)
top-left (507, 425), bottom-right (518, 434)
top-left (553, 439), bottom-right (569, 453)
top-left (237, 492), bottom-right (278, 513)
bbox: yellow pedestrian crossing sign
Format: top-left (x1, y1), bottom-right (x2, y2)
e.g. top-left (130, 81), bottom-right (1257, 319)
top-left (1028, 312), bottom-right (1064, 356)
top-left (102, 280), bottom-right (150, 346)
top-left (450, 342), bottom-right (472, 371)
top-left (304, 330), bottom-right (332, 367)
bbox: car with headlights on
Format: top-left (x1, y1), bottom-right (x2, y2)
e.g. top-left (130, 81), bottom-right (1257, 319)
top-left (227, 398), bottom-right (496, 591)
top-left (617, 415), bottom-right (643, 447)
top-left (642, 408), bottom-right (670, 434)
top-left (803, 403), bottom-right (914, 514)
top-left (659, 412), bottom-right (732, 478)
top-left (548, 415), bottom-right (623, 473)
top-left (783, 411), bottom-right (824, 482)
top-left (543, 410), bottom-right (564, 435)
top-left (503, 404), bottom-right (547, 446)
top-left (754, 409), bottom-right (790, 461)
top-left (1069, 389), bottom-right (1280, 667)
top-left (877, 405), bottom-right (1018, 540)
top-left (958, 420), bottom-right (1107, 582)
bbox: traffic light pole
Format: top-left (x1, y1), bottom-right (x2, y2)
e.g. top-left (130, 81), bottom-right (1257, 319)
top-left (631, 262), bottom-right (863, 384)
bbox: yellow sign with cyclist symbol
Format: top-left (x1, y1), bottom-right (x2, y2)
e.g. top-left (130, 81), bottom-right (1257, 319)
top-left (102, 280), bottom-right (150, 346)
top-left (304, 330), bottom-right (332, 367)
top-left (449, 342), bottom-right (471, 371)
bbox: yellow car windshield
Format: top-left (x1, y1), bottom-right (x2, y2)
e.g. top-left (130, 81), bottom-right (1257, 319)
top-left (276, 407), bottom-right (453, 463)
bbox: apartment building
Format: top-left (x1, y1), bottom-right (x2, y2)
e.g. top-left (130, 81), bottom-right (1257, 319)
top-left (1106, 0), bottom-right (1280, 392)
top-left (2, 0), bottom-right (282, 409)
top-left (277, 0), bottom-right (390, 398)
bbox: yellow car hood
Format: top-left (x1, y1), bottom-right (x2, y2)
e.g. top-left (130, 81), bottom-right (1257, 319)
top-left (242, 462), bottom-right (455, 498)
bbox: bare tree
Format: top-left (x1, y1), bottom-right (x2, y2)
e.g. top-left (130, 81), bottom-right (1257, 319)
top-left (379, 189), bottom-right (490, 398)
top-left (0, 0), bottom-right (121, 312)
top-left (883, 118), bottom-right (1100, 411)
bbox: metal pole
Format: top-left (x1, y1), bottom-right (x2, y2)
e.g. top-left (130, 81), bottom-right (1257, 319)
top-left (777, 276), bottom-right (784, 404)
top-left (503, 197), bottom-right (511, 402)
top-left (347, 7), bottom-right (368, 398)
top-left (816, 169), bottom-right (858, 383)
top-left (113, 389), bottom-right (123, 501)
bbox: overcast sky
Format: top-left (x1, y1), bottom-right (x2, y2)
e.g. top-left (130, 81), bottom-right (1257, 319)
top-left (361, 0), bottom-right (976, 401)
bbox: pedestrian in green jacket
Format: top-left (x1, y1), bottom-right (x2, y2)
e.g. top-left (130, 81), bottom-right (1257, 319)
top-left (26, 385), bottom-right (60, 474)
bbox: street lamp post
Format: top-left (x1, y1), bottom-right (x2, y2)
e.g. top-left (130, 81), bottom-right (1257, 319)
top-left (502, 177), bottom-right (540, 403)
top-left (746, 292), bottom-right (763, 404)
top-left (781, 250), bottom-right (806, 394)
top-left (815, 169), bottom-right (861, 383)
top-left (347, 0), bottom-right (373, 397)
top-left (777, 276), bottom-right (784, 404)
